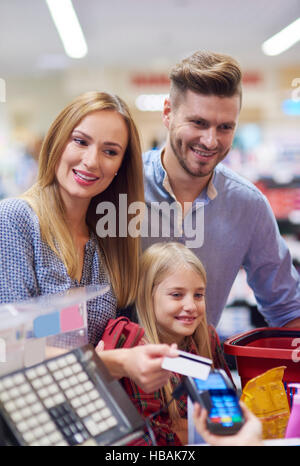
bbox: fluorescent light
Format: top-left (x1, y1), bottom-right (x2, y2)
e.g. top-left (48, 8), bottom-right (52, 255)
top-left (262, 17), bottom-right (300, 56)
top-left (135, 94), bottom-right (168, 112)
top-left (45, 0), bottom-right (87, 59)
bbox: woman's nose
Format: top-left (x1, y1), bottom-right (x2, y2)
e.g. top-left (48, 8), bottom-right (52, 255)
top-left (82, 146), bottom-right (99, 170)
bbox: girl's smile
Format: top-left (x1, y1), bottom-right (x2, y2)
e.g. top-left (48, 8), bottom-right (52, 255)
top-left (153, 266), bottom-right (206, 345)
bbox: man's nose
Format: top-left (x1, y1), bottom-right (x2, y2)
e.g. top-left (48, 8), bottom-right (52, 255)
top-left (201, 128), bottom-right (218, 150)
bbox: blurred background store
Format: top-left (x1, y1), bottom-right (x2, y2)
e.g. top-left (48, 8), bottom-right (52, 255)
top-left (1, 0), bottom-right (300, 349)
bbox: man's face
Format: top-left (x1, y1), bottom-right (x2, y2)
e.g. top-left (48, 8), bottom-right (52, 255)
top-left (163, 90), bottom-right (240, 179)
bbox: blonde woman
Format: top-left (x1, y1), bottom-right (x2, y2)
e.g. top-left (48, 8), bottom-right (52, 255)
top-left (0, 92), bottom-right (178, 391)
top-left (120, 242), bottom-right (232, 446)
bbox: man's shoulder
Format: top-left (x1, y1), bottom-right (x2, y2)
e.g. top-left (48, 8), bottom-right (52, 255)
top-left (215, 164), bottom-right (264, 201)
top-left (142, 148), bottom-right (161, 167)
top-left (142, 149), bottom-right (165, 188)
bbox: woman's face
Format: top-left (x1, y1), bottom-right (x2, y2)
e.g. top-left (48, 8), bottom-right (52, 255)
top-left (55, 110), bottom-right (128, 210)
top-left (153, 266), bottom-right (206, 345)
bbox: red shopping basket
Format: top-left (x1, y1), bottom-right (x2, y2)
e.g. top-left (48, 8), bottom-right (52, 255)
top-left (224, 327), bottom-right (300, 406)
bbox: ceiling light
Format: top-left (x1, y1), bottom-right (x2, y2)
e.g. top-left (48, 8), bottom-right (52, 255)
top-left (135, 94), bottom-right (168, 112)
top-left (45, 0), bottom-right (88, 59)
top-left (262, 17), bottom-right (300, 56)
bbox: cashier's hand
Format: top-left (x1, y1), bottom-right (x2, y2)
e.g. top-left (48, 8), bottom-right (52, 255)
top-left (96, 341), bottom-right (178, 393)
top-left (193, 401), bottom-right (263, 446)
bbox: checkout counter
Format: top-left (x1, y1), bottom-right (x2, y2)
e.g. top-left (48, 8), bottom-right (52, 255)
top-left (0, 286), bottom-right (144, 446)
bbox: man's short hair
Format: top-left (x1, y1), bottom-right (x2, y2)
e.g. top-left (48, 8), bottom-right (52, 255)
top-left (169, 50), bottom-right (242, 105)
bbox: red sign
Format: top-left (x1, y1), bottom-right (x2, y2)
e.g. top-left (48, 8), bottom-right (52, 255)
top-left (130, 73), bottom-right (170, 87)
top-left (242, 72), bottom-right (263, 85)
top-left (130, 71), bottom-right (262, 87)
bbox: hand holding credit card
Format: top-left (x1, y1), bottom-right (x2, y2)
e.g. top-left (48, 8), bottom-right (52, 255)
top-left (161, 350), bottom-right (212, 380)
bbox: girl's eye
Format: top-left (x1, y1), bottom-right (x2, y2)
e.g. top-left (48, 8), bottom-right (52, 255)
top-left (195, 293), bottom-right (205, 299)
top-left (171, 293), bottom-right (182, 298)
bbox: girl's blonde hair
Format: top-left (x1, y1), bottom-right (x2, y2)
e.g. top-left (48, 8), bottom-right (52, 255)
top-left (21, 91), bottom-right (144, 308)
top-left (136, 242), bottom-right (212, 421)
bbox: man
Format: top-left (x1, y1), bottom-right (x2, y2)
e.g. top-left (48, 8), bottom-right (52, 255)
top-left (142, 50), bottom-right (300, 329)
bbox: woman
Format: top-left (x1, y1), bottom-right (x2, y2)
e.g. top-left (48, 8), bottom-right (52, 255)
top-left (119, 242), bottom-right (232, 446)
top-left (0, 91), bottom-right (143, 343)
top-left (0, 92), bottom-right (178, 390)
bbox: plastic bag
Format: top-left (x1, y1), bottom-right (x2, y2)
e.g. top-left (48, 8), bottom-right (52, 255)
top-left (241, 366), bottom-right (290, 439)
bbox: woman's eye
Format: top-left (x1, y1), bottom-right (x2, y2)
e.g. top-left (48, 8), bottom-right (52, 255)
top-left (104, 149), bottom-right (118, 156)
top-left (195, 293), bottom-right (204, 299)
top-left (73, 137), bottom-right (87, 146)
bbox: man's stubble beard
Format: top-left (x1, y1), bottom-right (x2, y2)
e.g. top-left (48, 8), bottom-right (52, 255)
top-left (170, 135), bottom-right (231, 179)
top-left (170, 136), bottom-right (212, 179)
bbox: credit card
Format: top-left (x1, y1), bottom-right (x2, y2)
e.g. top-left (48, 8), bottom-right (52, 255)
top-left (162, 350), bottom-right (212, 380)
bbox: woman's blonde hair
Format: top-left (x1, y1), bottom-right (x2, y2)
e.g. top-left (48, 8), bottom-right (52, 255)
top-left (136, 242), bottom-right (212, 421)
top-left (21, 91), bottom-right (144, 307)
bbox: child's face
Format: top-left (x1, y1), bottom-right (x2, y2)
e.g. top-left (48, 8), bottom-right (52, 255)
top-left (153, 266), bottom-right (206, 344)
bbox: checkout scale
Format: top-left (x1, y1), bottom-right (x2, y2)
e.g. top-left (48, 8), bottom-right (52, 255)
top-left (0, 286), bottom-right (144, 446)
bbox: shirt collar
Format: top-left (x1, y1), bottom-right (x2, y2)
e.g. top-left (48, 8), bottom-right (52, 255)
top-left (157, 147), bottom-right (218, 201)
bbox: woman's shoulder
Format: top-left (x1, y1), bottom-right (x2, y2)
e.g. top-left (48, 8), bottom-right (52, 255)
top-left (0, 197), bottom-right (32, 214)
top-left (0, 197), bottom-right (38, 232)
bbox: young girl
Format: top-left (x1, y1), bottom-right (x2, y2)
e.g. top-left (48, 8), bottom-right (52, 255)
top-left (120, 242), bottom-right (232, 446)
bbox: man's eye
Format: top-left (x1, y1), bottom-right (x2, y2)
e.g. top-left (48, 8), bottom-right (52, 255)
top-left (219, 125), bottom-right (233, 131)
top-left (193, 120), bottom-right (207, 127)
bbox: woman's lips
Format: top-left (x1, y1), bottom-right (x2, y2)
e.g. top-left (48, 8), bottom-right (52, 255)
top-left (72, 169), bottom-right (99, 186)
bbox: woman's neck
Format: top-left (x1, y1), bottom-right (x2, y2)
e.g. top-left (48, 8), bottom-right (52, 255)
top-left (58, 187), bottom-right (91, 238)
top-left (66, 211), bottom-right (89, 239)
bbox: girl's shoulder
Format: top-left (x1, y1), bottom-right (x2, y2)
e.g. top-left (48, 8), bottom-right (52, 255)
top-left (207, 324), bottom-right (221, 346)
top-left (207, 324), bottom-right (235, 386)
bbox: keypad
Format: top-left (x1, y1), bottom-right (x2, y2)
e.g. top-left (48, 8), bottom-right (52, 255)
top-left (210, 391), bottom-right (243, 426)
top-left (0, 351), bottom-right (118, 446)
top-left (48, 402), bottom-right (89, 445)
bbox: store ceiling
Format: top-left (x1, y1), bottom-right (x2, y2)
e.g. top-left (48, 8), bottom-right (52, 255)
top-left (1, 0), bottom-right (300, 76)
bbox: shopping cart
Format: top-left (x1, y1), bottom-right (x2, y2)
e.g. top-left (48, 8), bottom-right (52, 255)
top-left (224, 327), bottom-right (300, 407)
